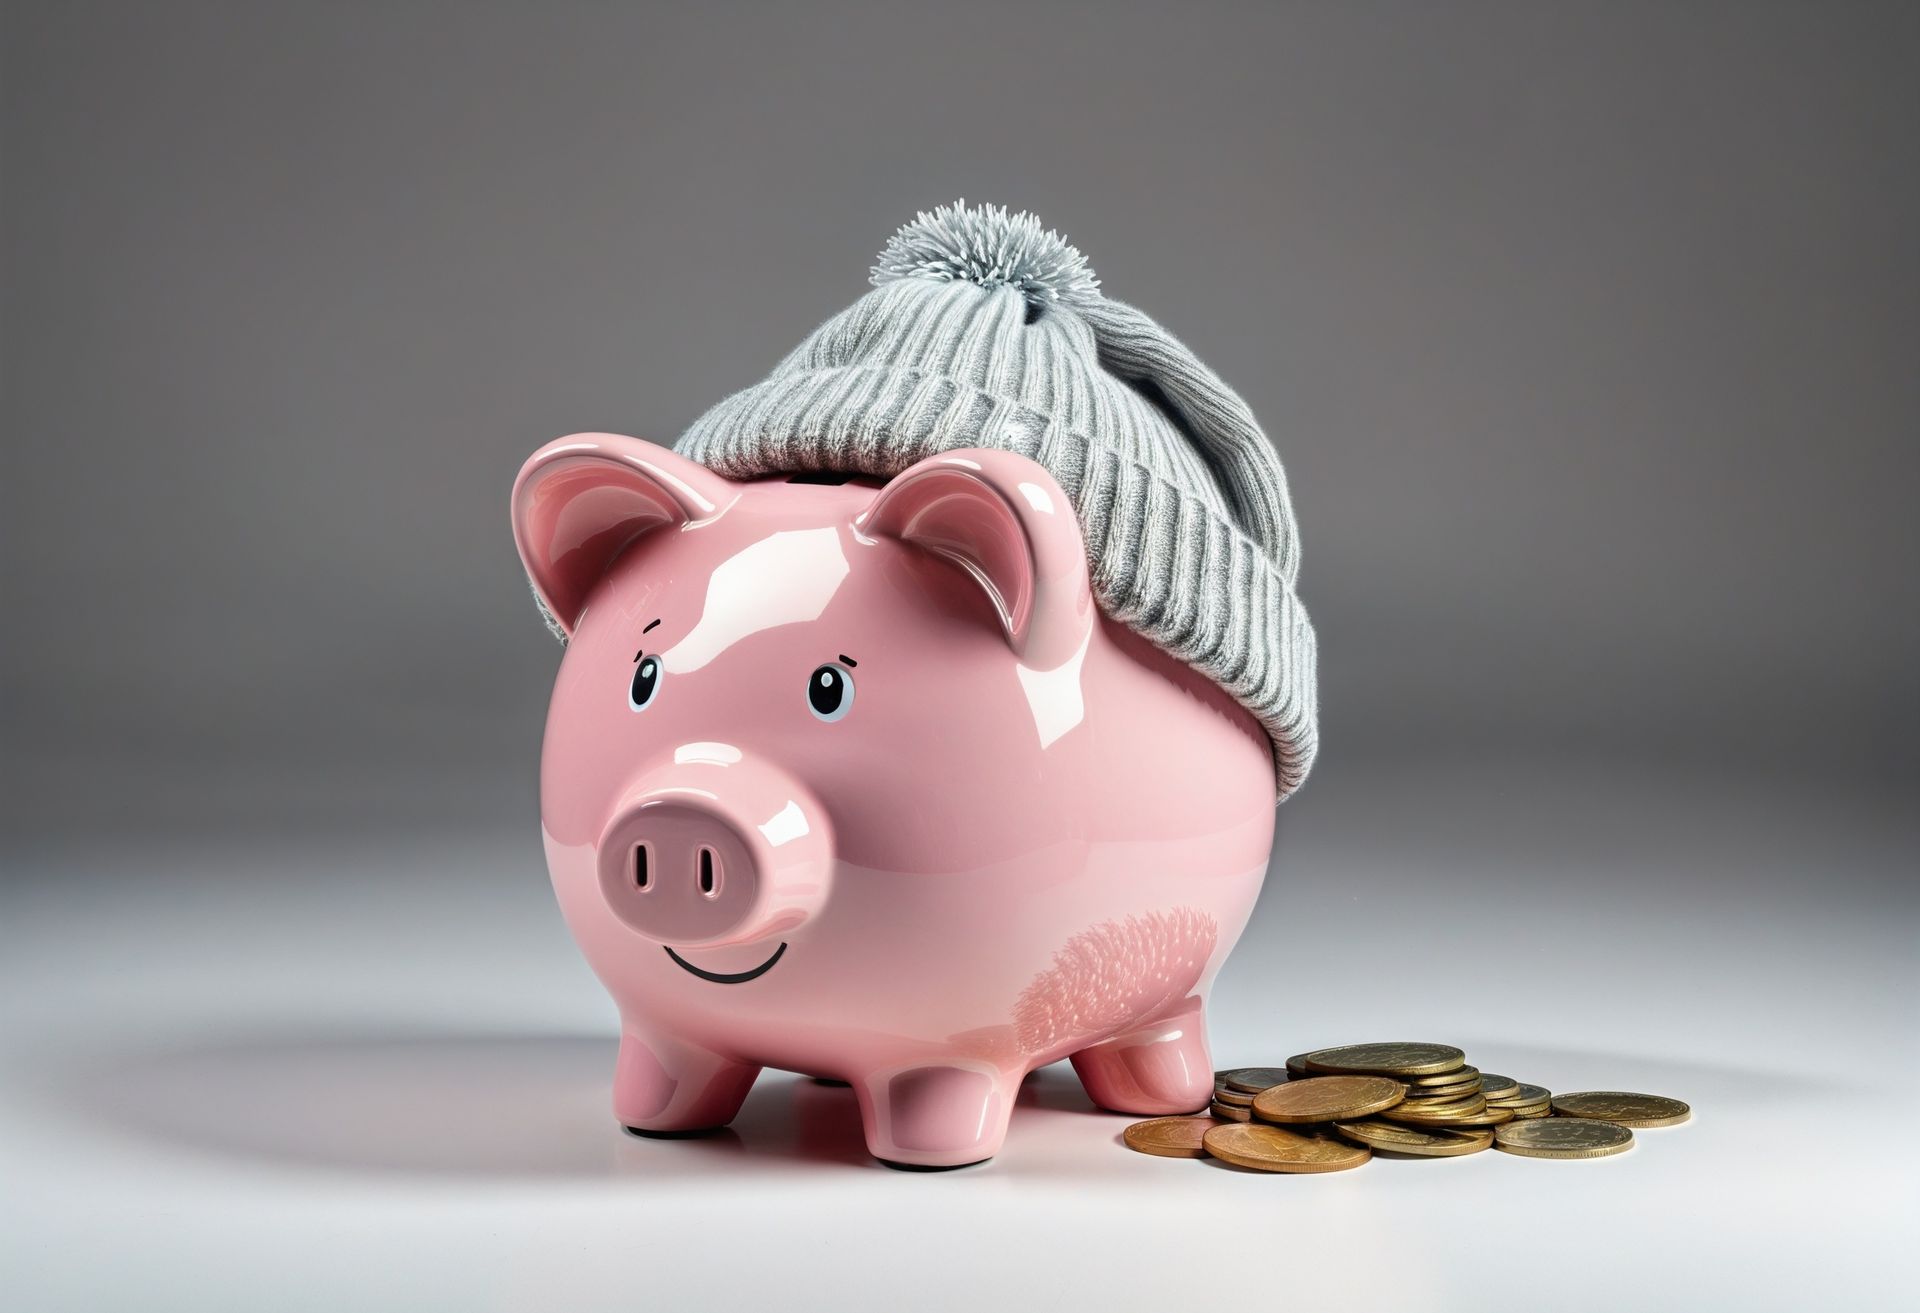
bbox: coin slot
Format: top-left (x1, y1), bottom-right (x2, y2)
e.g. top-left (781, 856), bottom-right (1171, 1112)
top-left (697, 847), bottom-right (719, 898)
top-left (633, 844), bottom-right (651, 891)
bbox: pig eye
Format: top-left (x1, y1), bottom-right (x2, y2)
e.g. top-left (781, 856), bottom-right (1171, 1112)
top-left (629, 655), bottom-right (663, 711)
top-left (806, 663), bottom-right (855, 722)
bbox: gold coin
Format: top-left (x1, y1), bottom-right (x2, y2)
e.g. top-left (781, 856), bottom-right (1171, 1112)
top-left (1490, 1099), bottom-right (1550, 1114)
top-left (1377, 1097), bottom-right (1490, 1126)
top-left (1333, 1120), bottom-right (1494, 1157)
top-left (1393, 1105), bottom-right (1488, 1123)
top-left (1504, 1105), bottom-right (1551, 1119)
top-left (1252, 1075), bottom-right (1406, 1124)
top-left (1122, 1116), bottom-right (1217, 1158)
top-left (1405, 1079), bottom-right (1482, 1099)
top-left (1430, 1104), bottom-right (1513, 1126)
top-left (1405, 1065), bottom-right (1481, 1087)
top-left (1218, 1067), bottom-right (1293, 1095)
top-left (1495, 1117), bottom-right (1633, 1159)
top-left (1202, 1122), bottom-right (1372, 1173)
top-left (1209, 1099), bottom-right (1253, 1123)
top-left (1404, 1092), bottom-right (1489, 1113)
top-left (1486, 1083), bottom-right (1549, 1106)
top-left (1550, 1091), bottom-right (1691, 1128)
top-left (1301, 1042), bottom-right (1465, 1077)
top-left (1212, 1084), bottom-right (1255, 1107)
top-left (1379, 1110), bottom-right (1491, 1129)
top-left (1476, 1073), bottom-right (1520, 1100)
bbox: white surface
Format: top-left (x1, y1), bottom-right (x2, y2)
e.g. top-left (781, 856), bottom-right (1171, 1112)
top-left (3, 763), bottom-right (1915, 1311)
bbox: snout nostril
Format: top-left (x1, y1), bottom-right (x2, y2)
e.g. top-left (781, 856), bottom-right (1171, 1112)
top-left (633, 844), bottom-right (650, 891)
top-left (697, 846), bottom-right (720, 898)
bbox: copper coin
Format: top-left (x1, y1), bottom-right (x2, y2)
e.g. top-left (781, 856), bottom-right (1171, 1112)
top-left (1122, 1116), bottom-right (1216, 1158)
top-left (1209, 1099), bottom-right (1253, 1122)
top-left (1202, 1122), bottom-right (1372, 1173)
top-left (1549, 1091), bottom-right (1691, 1128)
top-left (1252, 1075), bottom-right (1406, 1124)
top-left (1211, 1084), bottom-right (1255, 1107)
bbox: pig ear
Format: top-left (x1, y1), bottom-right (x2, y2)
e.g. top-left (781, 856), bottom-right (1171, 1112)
top-left (510, 433), bottom-right (733, 639)
top-left (856, 449), bottom-right (1094, 667)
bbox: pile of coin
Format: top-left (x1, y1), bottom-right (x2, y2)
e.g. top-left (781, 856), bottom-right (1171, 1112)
top-left (1122, 1041), bottom-right (1690, 1173)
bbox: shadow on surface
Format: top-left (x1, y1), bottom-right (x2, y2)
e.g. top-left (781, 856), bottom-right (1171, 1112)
top-left (30, 1025), bottom-right (1807, 1184)
top-left (40, 1029), bottom-right (841, 1179)
top-left (34, 1028), bottom-right (1108, 1182)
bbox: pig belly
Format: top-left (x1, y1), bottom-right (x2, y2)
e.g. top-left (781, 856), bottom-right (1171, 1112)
top-left (549, 823), bottom-right (1268, 1079)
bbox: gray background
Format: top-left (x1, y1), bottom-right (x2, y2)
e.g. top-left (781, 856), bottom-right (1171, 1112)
top-left (3, 3), bottom-right (1916, 1311)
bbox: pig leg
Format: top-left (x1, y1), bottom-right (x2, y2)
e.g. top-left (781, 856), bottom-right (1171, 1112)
top-left (1068, 998), bottom-right (1214, 1115)
top-left (614, 1029), bottom-right (760, 1135)
top-left (856, 1063), bottom-right (1018, 1170)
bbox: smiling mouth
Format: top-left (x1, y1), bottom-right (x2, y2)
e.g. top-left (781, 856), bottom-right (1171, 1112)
top-left (663, 943), bottom-right (788, 984)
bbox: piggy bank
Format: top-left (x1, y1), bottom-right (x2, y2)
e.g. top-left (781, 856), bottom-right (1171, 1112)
top-left (511, 433), bottom-right (1276, 1168)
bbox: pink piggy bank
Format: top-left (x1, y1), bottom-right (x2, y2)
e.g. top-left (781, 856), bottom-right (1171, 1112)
top-left (511, 432), bottom-right (1275, 1168)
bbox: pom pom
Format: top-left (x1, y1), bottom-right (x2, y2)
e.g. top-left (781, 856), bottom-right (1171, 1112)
top-left (871, 199), bottom-right (1100, 311)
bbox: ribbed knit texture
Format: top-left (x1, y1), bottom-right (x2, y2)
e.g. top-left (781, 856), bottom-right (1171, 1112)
top-left (676, 202), bottom-right (1318, 799)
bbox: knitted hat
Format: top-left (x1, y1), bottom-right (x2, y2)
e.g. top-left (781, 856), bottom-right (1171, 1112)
top-left (677, 200), bottom-right (1318, 799)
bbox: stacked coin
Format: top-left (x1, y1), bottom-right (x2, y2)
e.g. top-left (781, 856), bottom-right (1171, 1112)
top-left (1123, 1041), bottom-right (1688, 1173)
top-left (1486, 1081), bottom-right (1551, 1119)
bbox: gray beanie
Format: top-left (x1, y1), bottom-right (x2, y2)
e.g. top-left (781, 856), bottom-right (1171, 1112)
top-left (676, 200), bottom-right (1318, 800)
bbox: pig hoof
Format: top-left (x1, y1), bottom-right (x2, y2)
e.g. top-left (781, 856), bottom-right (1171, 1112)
top-left (613, 1033), bottom-right (761, 1130)
top-left (860, 1066), bottom-right (1016, 1167)
top-left (876, 1157), bottom-right (990, 1172)
top-left (1068, 1003), bottom-right (1215, 1115)
top-left (623, 1124), bottom-right (727, 1139)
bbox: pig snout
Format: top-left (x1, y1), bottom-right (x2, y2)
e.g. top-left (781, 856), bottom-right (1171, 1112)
top-left (594, 758), bottom-right (832, 951)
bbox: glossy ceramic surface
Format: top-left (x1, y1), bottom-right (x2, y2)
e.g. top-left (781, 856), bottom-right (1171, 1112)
top-left (512, 434), bottom-right (1277, 1168)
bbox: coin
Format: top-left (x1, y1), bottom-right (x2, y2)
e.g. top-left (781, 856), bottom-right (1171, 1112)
top-left (1252, 1075), bottom-right (1406, 1124)
top-left (1476, 1073), bottom-right (1520, 1100)
top-left (1123, 1116), bottom-right (1217, 1158)
top-left (1209, 1099), bottom-right (1252, 1122)
top-left (1486, 1083), bottom-right (1549, 1106)
top-left (1495, 1117), bottom-right (1633, 1159)
top-left (1301, 1042), bottom-right (1465, 1077)
top-left (1405, 1079), bottom-right (1481, 1099)
top-left (1285, 1052), bottom-right (1315, 1078)
top-left (1393, 1102), bottom-right (1489, 1121)
top-left (1212, 1084), bottom-right (1255, 1107)
top-left (1377, 1095), bottom-right (1490, 1125)
top-left (1404, 1091), bottom-right (1488, 1112)
top-left (1218, 1067), bottom-right (1293, 1095)
top-left (1202, 1122), bottom-right (1372, 1173)
top-left (1503, 1104), bottom-right (1552, 1119)
top-left (1333, 1120), bottom-right (1494, 1157)
top-left (1405, 1065), bottom-right (1481, 1087)
top-left (1430, 1104), bottom-right (1513, 1126)
top-left (1550, 1091), bottom-right (1691, 1128)
top-left (1379, 1107), bottom-right (1486, 1127)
